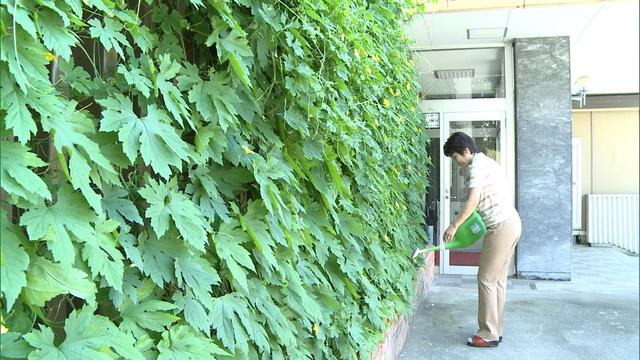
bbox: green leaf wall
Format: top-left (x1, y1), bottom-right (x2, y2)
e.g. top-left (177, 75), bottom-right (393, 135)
top-left (0, 0), bottom-right (430, 358)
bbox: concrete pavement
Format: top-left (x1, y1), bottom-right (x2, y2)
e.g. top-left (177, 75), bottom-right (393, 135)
top-left (399, 244), bottom-right (639, 360)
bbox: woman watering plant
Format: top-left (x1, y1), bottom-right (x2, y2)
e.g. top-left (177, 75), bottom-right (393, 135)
top-left (443, 132), bottom-right (522, 348)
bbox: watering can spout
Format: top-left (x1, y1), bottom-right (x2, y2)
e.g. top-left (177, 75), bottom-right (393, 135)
top-left (412, 244), bottom-right (443, 258)
top-left (411, 210), bottom-right (487, 260)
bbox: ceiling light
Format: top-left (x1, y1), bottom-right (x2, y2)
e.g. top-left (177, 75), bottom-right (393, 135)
top-left (467, 28), bottom-right (507, 40)
top-left (434, 69), bottom-right (475, 79)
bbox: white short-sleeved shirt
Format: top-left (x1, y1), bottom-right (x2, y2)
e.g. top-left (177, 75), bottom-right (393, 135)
top-left (468, 152), bottom-right (518, 228)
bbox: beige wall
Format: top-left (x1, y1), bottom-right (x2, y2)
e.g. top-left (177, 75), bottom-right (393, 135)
top-left (591, 110), bottom-right (640, 193)
top-left (572, 108), bottom-right (639, 194)
top-left (572, 108), bottom-right (639, 228)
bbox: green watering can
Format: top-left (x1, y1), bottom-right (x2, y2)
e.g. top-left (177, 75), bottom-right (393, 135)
top-left (412, 210), bottom-right (487, 258)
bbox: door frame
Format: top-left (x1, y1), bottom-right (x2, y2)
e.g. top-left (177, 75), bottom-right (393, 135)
top-left (422, 97), bottom-right (513, 275)
top-left (418, 42), bottom-right (515, 275)
top-left (441, 109), bottom-right (507, 275)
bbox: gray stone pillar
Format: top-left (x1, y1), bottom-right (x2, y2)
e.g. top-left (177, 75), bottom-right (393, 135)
top-left (514, 37), bottom-right (572, 280)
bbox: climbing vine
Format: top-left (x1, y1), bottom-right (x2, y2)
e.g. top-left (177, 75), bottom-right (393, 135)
top-left (0, 0), bottom-right (429, 358)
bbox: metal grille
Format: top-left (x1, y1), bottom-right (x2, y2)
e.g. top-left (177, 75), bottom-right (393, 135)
top-left (587, 194), bottom-right (639, 254)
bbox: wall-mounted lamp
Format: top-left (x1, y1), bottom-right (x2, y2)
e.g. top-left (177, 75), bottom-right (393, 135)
top-left (572, 76), bottom-right (592, 108)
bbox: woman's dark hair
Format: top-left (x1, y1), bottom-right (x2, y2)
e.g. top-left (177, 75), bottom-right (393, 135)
top-left (443, 132), bottom-right (477, 157)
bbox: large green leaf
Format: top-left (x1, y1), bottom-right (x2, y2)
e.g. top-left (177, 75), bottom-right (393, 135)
top-left (128, 23), bottom-right (154, 54)
top-left (58, 58), bottom-right (93, 95)
top-left (0, 210), bottom-right (30, 310)
top-left (194, 123), bottom-right (228, 164)
top-left (81, 217), bottom-right (125, 291)
top-left (186, 166), bottom-right (230, 223)
top-left (101, 183), bottom-right (143, 232)
top-left (0, 332), bottom-right (32, 359)
top-left (3, 1), bottom-right (37, 39)
top-left (284, 104), bottom-right (309, 135)
top-left (23, 306), bottom-right (144, 360)
top-left (214, 220), bottom-right (255, 292)
top-left (137, 230), bottom-right (179, 287)
top-left (156, 54), bottom-right (192, 128)
top-left (173, 248), bottom-right (220, 302)
top-left (217, 29), bottom-right (253, 88)
top-left (118, 63), bottom-right (153, 98)
top-left (88, 17), bottom-right (130, 58)
top-left (177, 66), bottom-right (242, 131)
top-left (207, 165), bottom-right (253, 198)
top-left (157, 324), bottom-right (229, 360)
top-left (119, 295), bottom-right (179, 336)
top-left (209, 293), bottom-right (268, 354)
top-left (238, 200), bottom-right (278, 270)
top-left (0, 59), bottom-right (64, 144)
top-left (0, 65), bottom-right (37, 144)
top-left (0, 26), bottom-right (50, 94)
top-left (151, 3), bottom-right (188, 34)
top-left (20, 186), bottom-right (95, 266)
top-left (280, 261), bottom-right (324, 323)
top-left (252, 153), bottom-right (295, 225)
top-left (246, 279), bottom-right (297, 350)
top-left (37, 9), bottom-right (78, 60)
top-left (22, 257), bottom-right (97, 307)
top-left (155, 32), bottom-right (184, 60)
top-left (138, 177), bottom-right (211, 252)
top-left (98, 95), bottom-right (192, 179)
top-left (108, 267), bottom-right (148, 309)
top-left (42, 101), bottom-right (118, 213)
top-left (172, 291), bottom-right (210, 334)
top-left (0, 140), bottom-right (51, 204)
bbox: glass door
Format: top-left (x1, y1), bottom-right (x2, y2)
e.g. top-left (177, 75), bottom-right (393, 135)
top-left (441, 111), bottom-right (506, 275)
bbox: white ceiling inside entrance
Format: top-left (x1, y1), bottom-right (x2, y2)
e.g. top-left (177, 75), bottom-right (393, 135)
top-left (406, 0), bottom-right (640, 95)
top-left (413, 47), bottom-right (505, 99)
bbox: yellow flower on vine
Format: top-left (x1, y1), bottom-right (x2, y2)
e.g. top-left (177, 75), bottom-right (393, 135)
top-left (382, 99), bottom-right (390, 108)
top-left (312, 323), bottom-right (319, 335)
top-left (241, 145), bottom-right (254, 154)
top-left (405, 82), bottom-right (411, 90)
top-left (44, 52), bottom-right (58, 62)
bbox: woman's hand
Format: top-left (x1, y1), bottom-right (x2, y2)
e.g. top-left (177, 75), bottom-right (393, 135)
top-left (443, 224), bottom-right (458, 243)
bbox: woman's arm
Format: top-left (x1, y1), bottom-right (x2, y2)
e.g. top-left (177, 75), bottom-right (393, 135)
top-left (443, 188), bottom-right (480, 242)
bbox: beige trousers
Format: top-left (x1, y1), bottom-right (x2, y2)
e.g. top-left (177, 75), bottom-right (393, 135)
top-left (476, 215), bottom-right (522, 341)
